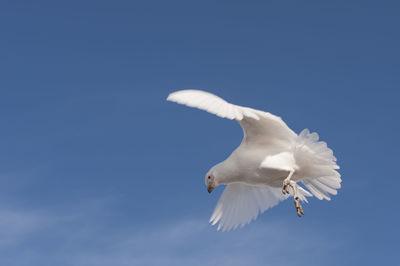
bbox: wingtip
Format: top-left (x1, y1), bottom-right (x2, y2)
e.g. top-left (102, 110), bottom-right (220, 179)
top-left (166, 90), bottom-right (195, 102)
top-left (166, 91), bottom-right (176, 101)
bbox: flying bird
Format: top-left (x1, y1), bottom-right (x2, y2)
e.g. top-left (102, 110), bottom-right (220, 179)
top-left (167, 90), bottom-right (341, 231)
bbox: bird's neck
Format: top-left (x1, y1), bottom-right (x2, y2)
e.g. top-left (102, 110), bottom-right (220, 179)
top-left (214, 160), bottom-right (241, 185)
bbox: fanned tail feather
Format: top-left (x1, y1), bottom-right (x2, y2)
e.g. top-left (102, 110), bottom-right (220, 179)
top-left (297, 186), bottom-right (313, 203)
top-left (294, 129), bottom-right (342, 201)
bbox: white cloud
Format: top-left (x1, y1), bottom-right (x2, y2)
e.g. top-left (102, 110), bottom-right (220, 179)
top-left (0, 208), bottom-right (51, 247)
top-left (70, 216), bottom-right (339, 266)
top-left (0, 200), bottom-right (341, 266)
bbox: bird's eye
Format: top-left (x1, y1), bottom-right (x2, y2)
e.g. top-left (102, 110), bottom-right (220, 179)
top-left (208, 176), bottom-right (211, 179)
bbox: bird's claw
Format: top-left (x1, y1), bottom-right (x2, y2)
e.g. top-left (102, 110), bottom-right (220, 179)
top-left (282, 172), bottom-right (304, 217)
top-left (282, 179), bottom-right (291, 195)
top-left (294, 197), bottom-right (304, 217)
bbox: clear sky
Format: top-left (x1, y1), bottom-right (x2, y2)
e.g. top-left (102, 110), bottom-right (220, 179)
top-left (0, 1), bottom-right (399, 265)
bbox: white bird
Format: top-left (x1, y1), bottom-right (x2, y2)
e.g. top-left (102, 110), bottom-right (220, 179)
top-left (167, 90), bottom-right (341, 231)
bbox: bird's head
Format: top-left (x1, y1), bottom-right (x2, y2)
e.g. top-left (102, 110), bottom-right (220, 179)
top-left (205, 167), bottom-right (220, 193)
top-left (205, 161), bottom-right (235, 193)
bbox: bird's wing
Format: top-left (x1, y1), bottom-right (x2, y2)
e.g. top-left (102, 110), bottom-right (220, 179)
top-left (167, 90), bottom-right (297, 145)
top-left (209, 183), bottom-right (287, 231)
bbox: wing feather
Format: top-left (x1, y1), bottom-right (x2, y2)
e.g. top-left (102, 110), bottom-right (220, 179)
top-left (167, 90), bottom-right (296, 144)
top-left (210, 183), bottom-right (287, 231)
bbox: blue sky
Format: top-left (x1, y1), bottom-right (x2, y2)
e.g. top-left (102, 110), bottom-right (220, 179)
top-left (0, 1), bottom-right (399, 265)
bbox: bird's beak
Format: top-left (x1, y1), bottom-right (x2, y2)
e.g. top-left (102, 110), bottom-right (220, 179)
top-left (207, 185), bottom-right (214, 193)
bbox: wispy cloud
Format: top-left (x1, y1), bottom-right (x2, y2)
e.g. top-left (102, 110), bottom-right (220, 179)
top-left (0, 208), bottom-right (50, 247)
top-left (0, 199), bottom-right (341, 266)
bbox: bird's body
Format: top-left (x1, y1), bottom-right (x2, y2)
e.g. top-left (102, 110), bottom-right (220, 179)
top-left (167, 90), bottom-right (341, 231)
top-left (211, 142), bottom-right (292, 188)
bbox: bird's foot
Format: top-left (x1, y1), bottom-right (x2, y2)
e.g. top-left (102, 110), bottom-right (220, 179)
top-left (282, 171), bottom-right (304, 217)
top-left (282, 170), bottom-right (294, 195)
top-left (294, 196), bottom-right (304, 217)
top-left (282, 179), bottom-right (291, 195)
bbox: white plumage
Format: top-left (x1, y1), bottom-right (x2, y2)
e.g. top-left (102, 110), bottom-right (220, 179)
top-left (167, 90), bottom-right (341, 231)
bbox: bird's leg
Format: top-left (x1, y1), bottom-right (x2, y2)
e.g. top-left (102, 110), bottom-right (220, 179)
top-left (282, 170), bottom-right (294, 195)
top-left (282, 170), bottom-right (304, 216)
top-left (292, 181), bottom-right (304, 217)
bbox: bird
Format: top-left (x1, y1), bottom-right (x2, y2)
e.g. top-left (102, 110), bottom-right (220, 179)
top-left (167, 90), bottom-right (341, 231)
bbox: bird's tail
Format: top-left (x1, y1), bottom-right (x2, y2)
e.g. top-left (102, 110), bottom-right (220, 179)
top-left (293, 129), bottom-right (342, 200)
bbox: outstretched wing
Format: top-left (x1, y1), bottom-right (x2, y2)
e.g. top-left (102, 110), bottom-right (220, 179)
top-left (209, 183), bottom-right (287, 231)
top-left (167, 90), bottom-right (297, 145)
